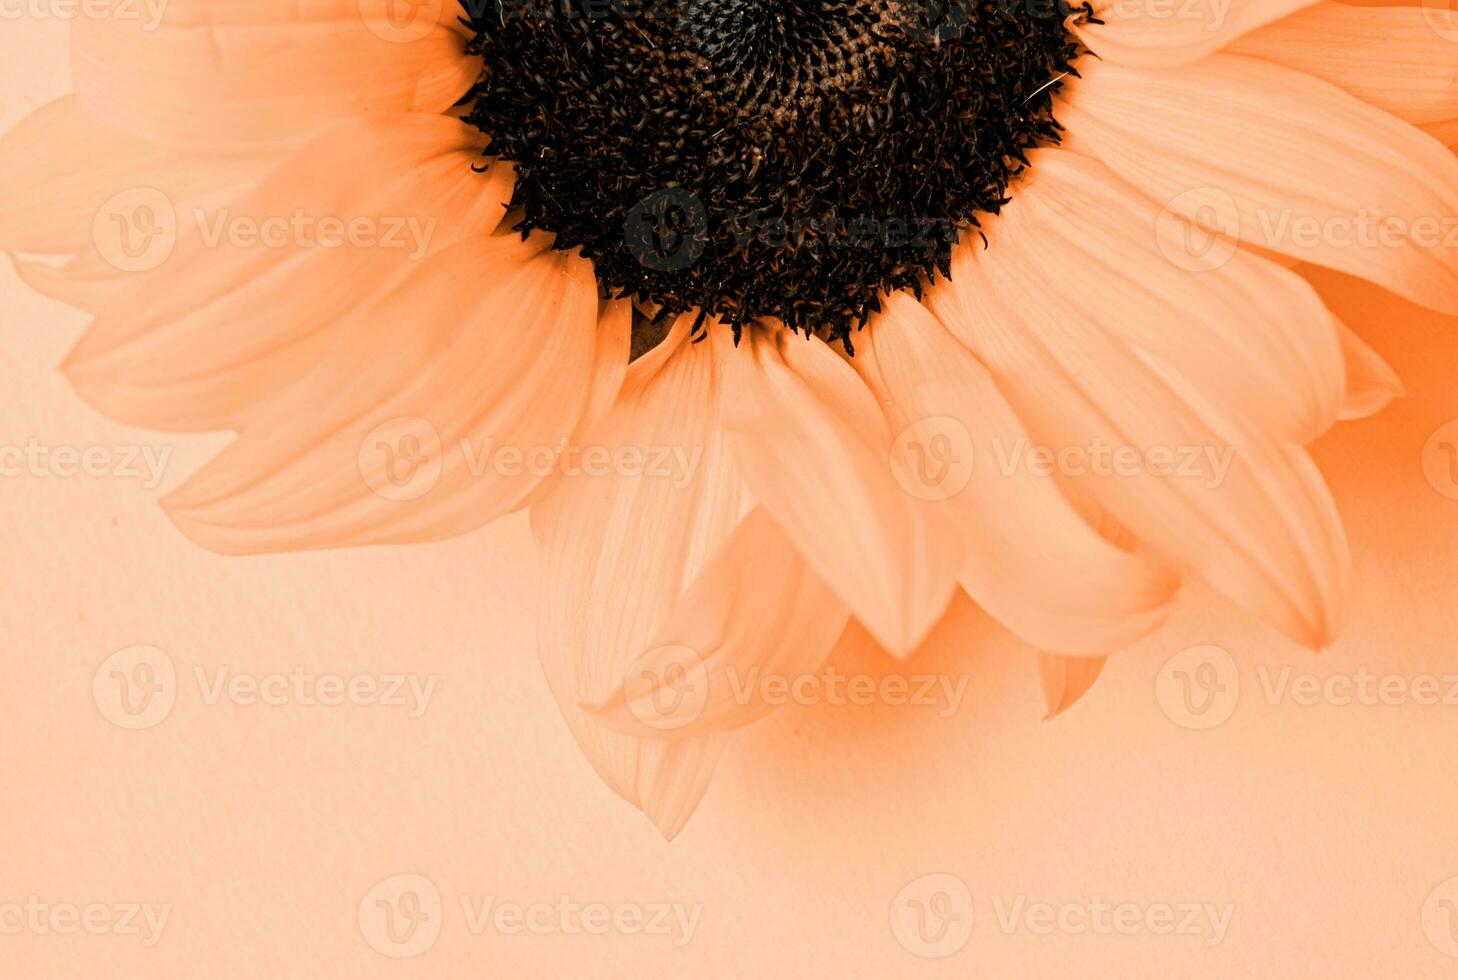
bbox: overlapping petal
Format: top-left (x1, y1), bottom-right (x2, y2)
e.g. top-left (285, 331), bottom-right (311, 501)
top-left (63, 114), bottom-right (513, 433)
top-left (848, 292), bottom-right (1180, 656)
top-left (1229, 4), bottom-right (1458, 127)
top-left (1058, 55), bottom-right (1458, 314)
top-left (161, 232), bottom-right (598, 554)
top-left (533, 319), bottom-right (750, 838)
top-left (1076, 0), bottom-right (1320, 69)
top-left (586, 507), bottom-right (849, 737)
top-left (1038, 653), bottom-right (1109, 719)
top-left (926, 154), bottom-right (1352, 649)
top-left (72, 0), bottom-right (477, 149)
top-left (0, 96), bottom-right (273, 257)
top-left (716, 323), bottom-right (961, 656)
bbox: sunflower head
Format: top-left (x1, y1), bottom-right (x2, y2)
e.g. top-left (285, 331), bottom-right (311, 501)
top-left (463, 0), bottom-right (1085, 344)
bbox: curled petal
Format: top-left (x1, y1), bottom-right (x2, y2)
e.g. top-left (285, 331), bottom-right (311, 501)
top-left (587, 507), bottom-right (849, 738)
top-left (534, 318), bottom-right (750, 837)
top-left (1336, 319), bottom-right (1405, 421)
top-left (1038, 653), bottom-right (1109, 720)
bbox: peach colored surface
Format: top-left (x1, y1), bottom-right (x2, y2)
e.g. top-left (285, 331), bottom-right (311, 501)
top-left (6, 17), bottom-right (1458, 980)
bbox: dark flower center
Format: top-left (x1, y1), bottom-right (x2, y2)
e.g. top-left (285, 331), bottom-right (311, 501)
top-left (463, 0), bottom-right (1085, 346)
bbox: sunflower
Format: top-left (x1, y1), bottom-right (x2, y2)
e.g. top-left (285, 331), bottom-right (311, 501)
top-left (1, 0), bottom-right (1453, 837)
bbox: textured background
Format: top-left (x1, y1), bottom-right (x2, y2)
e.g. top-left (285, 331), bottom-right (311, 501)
top-left (5, 16), bottom-right (1458, 979)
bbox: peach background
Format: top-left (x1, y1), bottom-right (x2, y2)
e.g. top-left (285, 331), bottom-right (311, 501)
top-left (6, 18), bottom-right (1458, 979)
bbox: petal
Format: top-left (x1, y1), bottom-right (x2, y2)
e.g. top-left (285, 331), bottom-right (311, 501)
top-left (1059, 54), bottom-right (1458, 314)
top-left (0, 96), bottom-right (272, 256)
top-left (962, 149), bottom-right (1345, 446)
top-left (515, 298), bottom-right (634, 515)
top-left (849, 291), bottom-right (1180, 656)
top-left (716, 324), bottom-right (961, 656)
top-left (586, 507), bottom-right (849, 737)
top-left (1422, 118), bottom-right (1458, 147)
top-left (72, 0), bottom-right (477, 150)
top-left (1228, 4), bottom-right (1458, 126)
top-left (1038, 653), bottom-right (1108, 719)
top-left (1336, 318), bottom-right (1405, 420)
top-left (580, 300), bottom-right (634, 435)
top-left (64, 114), bottom-right (512, 433)
top-left (533, 317), bottom-right (750, 838)
top-left (9, 253), bottom-right (133, 313)
top-left (926, 186), bottom-right (1352, 649)
top-left (161, 233), bottom-right (598, 554)
top-left (1076, 0), bottom-right (1320, 68)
